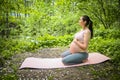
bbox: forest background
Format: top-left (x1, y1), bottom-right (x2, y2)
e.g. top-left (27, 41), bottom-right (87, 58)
top-left (0, 0), bottom-right (120, 79)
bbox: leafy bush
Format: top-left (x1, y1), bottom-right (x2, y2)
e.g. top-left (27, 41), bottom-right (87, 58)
top-left (36, 34), bottom-right (72, 47)
top-left (101, 39), bottom-right (120, 64)
top-left (0, 73), bottom-right (18, 80)
top-left (0, 34), bottom-right (73, 59)
top-left (94, 28), bottom-right (120, 39)
top-left (89, 37), bottom-right (120, 79)
top-left (89, 37), bottom-right (120, 65)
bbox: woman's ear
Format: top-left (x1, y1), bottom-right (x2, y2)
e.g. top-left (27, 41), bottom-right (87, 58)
top-left (84, 21), bottom-right (87, 26)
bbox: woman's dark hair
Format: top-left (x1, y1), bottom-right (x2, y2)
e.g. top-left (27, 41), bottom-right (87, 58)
top-left (82, 15), bottom-right (93, 38)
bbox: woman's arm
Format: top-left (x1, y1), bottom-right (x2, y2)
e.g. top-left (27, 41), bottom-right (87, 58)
top-left (74, 30), bottom-right (91, 50)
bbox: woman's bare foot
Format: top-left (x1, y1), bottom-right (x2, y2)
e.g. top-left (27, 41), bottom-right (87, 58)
top-left (82, 59), bottom-right (88, 63)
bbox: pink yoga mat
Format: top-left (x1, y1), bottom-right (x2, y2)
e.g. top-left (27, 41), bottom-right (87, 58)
top-left (19, 53), bottom-right (110, 69)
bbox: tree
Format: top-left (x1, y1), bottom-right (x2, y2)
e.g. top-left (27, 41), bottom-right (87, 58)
top-left (77, 0), bottom-right (120, 29)
top-left (0, 0), bottom-right (33, 37)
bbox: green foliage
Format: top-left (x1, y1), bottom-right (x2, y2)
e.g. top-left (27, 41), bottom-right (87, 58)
top-left (94, 28), bottom-right (120, 39)
top-left (0, 0), bottom-right (34, 38)
top-left (77, 0), bottom-right (120, 28)
top-left (89, 28), bottom-right (120, 65)
top-left (21, 0), bottom-right (80, 36)
top-left (1, 0), bottom-right (120, 37)
top-left (88, 29), bottom-right (120, 79)
top-left (0, 0), bottom-right (120, 79)
top-left (0, 34), bottom-right (72, 59)
top-left (0, 73), bottom-right (18, 80)
top-left (89, 38), bottom-right (120, 63)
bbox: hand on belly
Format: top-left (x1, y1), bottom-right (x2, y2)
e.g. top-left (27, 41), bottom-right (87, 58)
top-left (70, 41), bottom-right (81, 53)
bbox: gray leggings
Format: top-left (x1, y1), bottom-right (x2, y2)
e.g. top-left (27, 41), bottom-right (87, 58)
top-left (61, 50), bottom-right (88, 65)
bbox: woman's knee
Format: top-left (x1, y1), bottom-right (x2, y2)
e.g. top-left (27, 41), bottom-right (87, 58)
top-left (61, 50), bottom-right (71, 57)
top-left (62, 58), bottom-right (70, 65)
top-left (62, 56), bottom-right (77, 65)
top-left (62, 53), bottom-right (88, 65)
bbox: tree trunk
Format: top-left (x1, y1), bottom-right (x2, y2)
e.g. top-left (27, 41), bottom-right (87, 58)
top-left (6, 11), bottom-right (9, 38)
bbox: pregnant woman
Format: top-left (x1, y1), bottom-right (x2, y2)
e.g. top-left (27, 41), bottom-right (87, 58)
top-left (61, 15), bottom-right (93, 65)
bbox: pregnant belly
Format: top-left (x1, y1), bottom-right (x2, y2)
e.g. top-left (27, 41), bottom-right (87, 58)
top-left (70, 41), bottom-right (81, 53)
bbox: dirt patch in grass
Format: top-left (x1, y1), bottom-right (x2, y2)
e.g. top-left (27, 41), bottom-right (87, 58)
top-left (1, 47), bottom-right (119, 80)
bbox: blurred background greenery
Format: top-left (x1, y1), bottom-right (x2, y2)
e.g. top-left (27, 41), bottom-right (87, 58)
top-left (0, 0), bottom-right (120, 79)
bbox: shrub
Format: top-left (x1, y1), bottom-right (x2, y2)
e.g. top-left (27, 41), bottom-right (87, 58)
top-left (0, 34), bottom-right (73, 59)
top-left (89, 38), bottom-right (120, 65)
top-left (94, 28), bottom-right (120, 39)
top-left (36, 34), bottom-right (73, 47)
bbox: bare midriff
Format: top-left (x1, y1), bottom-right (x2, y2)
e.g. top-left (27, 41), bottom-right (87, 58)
top-left (69, 41), bottom-right (87, 53)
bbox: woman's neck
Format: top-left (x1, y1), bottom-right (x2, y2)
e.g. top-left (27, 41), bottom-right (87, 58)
top-left (82, 26), bottom-right (87, 30)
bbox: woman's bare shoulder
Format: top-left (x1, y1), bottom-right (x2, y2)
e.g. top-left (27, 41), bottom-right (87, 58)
top-left (84, 29), bottom-right (91, 34)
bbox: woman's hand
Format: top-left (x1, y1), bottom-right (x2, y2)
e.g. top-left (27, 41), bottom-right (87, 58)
top-left (73, 38), bottom-right (85, 49)
top-left (73, 39), bottom-right (82, 44)
top-left (73, 38), bottom-right (77, 42)
top-left (74, 30), bottom-right (90, 50)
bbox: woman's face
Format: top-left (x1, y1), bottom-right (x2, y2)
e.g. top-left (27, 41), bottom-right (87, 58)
top-left (79, 17), bottom-right (86, 26)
